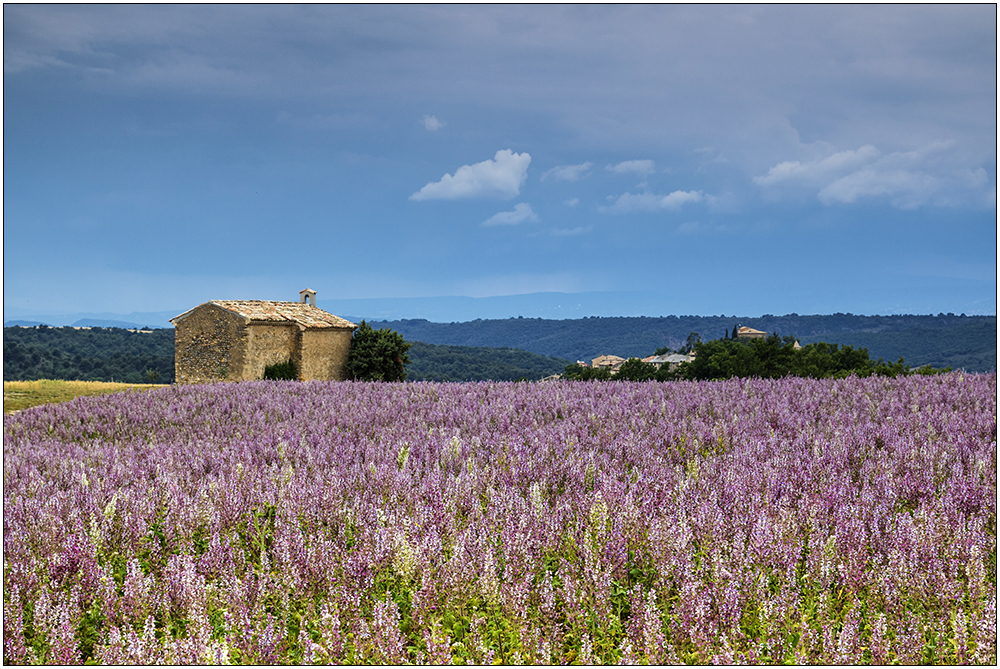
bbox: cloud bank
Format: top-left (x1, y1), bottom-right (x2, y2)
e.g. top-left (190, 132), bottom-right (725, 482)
top-left (607, 160), bottom-right (656, 177)
top-left (755, 142), bottom-right (994, 209)
top-left (411, 149), bottom-right (531, 201)
top-left (482, 203), bottom-right (539, 227)
top-left (609, 190), bottom-right (705, 212)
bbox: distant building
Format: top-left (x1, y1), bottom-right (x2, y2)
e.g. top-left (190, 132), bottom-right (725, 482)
top-left (643, 353), bottom-right (694, 369)
top-left (171, 289), bottom-right (357, 384)
top-left (736, 326), bottom-right (767, 339)
top-left (592, 354), bottom-right (627, 371)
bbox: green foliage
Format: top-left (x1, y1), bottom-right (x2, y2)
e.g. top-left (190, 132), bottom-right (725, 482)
top-left (678, 332), bottom-right (702, 355)
top-left (563, 364), bottom-right (613, 381)
top-left (345, 320), bottom-right (412, 382)
top-left (563, 333), bottom-right (952, 383)
top-left (679, 334), bottom-right (945, 381)
top-left (407, 341), bottom-right (570, 382)
top-left (4, 326), bottom-right (175, 383)
top-left (615, 358), bottom-right (657, 381)
top-left (262, 358), bottom-right (298, 381)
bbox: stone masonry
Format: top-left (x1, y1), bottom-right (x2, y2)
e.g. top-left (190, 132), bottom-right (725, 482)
top-left (170, 292), bottom-right (356, 384)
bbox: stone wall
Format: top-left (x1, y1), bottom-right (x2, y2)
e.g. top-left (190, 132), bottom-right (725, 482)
top-left (242, 323), bottom-right (300, 381)
top-left (173, 304), bottom-right (247, 384)
top-left (300, 327), bottom-right (354, 381)
top-left (174, 304), bottom-right (356, 383)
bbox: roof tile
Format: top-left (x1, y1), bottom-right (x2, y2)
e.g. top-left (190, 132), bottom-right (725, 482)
top-left (175, 300), bottom-right (356, 329)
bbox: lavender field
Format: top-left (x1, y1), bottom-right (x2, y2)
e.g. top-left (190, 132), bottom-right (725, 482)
top-left (3, 374), bottom-right (996, 664)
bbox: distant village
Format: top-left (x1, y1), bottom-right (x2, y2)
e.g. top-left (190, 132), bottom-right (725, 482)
top-left (574, 325), bottom-right (779, 373)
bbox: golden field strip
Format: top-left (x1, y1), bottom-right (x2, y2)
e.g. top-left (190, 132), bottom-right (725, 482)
top-left (3, 380), bottom-right (165, 414)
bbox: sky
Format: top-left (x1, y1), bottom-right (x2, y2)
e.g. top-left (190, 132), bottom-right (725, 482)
top-left (4, 4), bottom-right (997, 323)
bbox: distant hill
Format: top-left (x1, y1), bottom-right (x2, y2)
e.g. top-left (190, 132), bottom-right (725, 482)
top-left (4, 326), bottom-right (175, 383)
top-left (70, 318), bottom-right (161, 329)
top-left (5, 313), bottom-right (994, 382)
top-left (372, 314), bottom-right (997, 373)
top-left (2, 326), bottom-right (571, 383)
top-left (4, 320), bottom-right (53, 327)
top-left (407, 341), bottom-right (570, 382)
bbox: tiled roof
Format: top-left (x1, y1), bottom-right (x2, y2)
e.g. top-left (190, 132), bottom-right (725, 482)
top-left (173, 301), bottom-right (356, 329)
top-left (592, 354), bottom-right (626, 368)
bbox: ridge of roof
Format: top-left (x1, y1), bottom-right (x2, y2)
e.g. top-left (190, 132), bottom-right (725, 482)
top-left (172, 300), bottom-right (356, 329)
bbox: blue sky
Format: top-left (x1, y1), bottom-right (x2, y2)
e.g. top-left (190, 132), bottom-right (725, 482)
top-left (4, 4), bottom-right (997, 323)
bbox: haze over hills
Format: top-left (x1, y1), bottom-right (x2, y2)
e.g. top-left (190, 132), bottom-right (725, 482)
top-left (6, 289), bottom-right (997, 331)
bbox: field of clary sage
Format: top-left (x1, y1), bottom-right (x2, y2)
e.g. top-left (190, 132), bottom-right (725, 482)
top-left (3, 373), bottom-right (996, 664)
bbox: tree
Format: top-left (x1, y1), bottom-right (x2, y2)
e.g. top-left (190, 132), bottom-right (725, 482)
top-left (616, 357), bottom-right (657, 381)
top-left (345, 320), bottom-right (412, 381)
top-left (563, 363), bottom-right (612, 381)
top-left (679, 332), bottom-right (702, 355)
top-left (263, 358), bottom-right (298, 380)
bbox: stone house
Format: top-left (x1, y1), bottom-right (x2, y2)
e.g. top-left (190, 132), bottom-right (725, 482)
top-left (591, 354), bottom-right (627, 372)
top-left (642, 353), bottom-right (693, 369)
top-left (170, 289), bottom-right (357, 384)
top-left (735, 326), bottom-right (768, 339)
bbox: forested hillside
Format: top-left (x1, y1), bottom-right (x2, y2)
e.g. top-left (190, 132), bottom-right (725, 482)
top-left (407, 342), bottom-right (569, 381)
top-left (373, 314), bottom-right (997, 372)
top-left (4, 327), bottom-right (174, 383)
top-left (2, 327), bottom-right (572, 383)
top-left (798, 318), bottom-right (997, 373)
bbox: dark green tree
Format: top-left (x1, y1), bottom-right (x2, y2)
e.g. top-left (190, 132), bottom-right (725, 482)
top-left (563, 363), bottom-right (613, 381)
top-left (345, 320), bottom-right (412, 381)
top-left (616, 357), bottom-right (657, 381)
top-left (679, 332), bottom-right (702, 355)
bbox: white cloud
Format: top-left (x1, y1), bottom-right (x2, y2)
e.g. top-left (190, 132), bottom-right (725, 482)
top-left (482, 202), bottom-right (539, 226)
top-left (753, 145), bottom-right (880, 188)
top-left (607, 160), bottom-right (656, 176)
top-left (755, 141), bottom-right (996, 209)
top-left (608, 189), bottom-right (705, 212)
top-left (551, 225), bottom-right (592, 236)
top-left (422, 114), bottom-right (445, 131)
top-left (541, 162), bottom-right (593, 181)
top-left (411, 149), bottom-right (531, 201)
top-left (675, 221), bottom-right (734, 235)
top-left (564, 197), bottom-right (580, 207)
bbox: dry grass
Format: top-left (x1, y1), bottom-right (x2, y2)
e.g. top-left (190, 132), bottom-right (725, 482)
top-left (3, 379), bottom-right (166, 414)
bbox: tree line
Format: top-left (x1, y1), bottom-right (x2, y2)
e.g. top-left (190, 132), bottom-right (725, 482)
top-left (4, 327), bottom-right (174, 383)
top-left (563, 332), bottom-right (952, 383)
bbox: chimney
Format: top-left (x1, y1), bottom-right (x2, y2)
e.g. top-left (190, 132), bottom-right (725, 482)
top-left (299, 288), bottom-right (316, 306)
